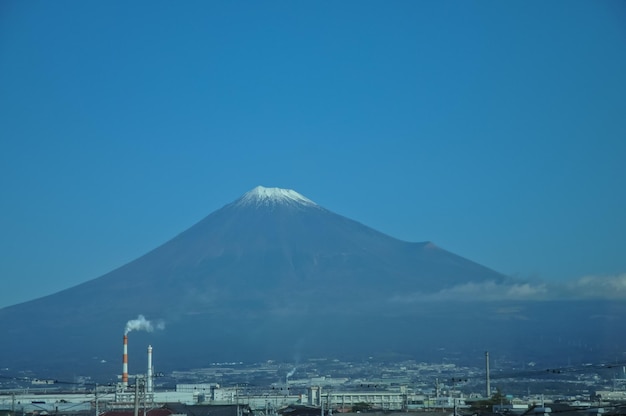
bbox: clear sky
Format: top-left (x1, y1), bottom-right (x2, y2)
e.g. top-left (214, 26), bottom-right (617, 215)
top-left (1, 1), bottom-right (625, 309)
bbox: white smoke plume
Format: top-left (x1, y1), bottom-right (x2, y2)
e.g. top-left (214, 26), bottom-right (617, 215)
top-left (124, 314), bottom-right (165, 335)
top-left (287, 367), bottom-right (296, 378)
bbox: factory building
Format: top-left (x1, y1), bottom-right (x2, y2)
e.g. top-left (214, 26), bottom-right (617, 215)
top-left (0, 393), bottom-right (93, 415)
top-left (176, 383), bottom-right (301, 409)
top-left (307, 386), bottom-right (407, 411)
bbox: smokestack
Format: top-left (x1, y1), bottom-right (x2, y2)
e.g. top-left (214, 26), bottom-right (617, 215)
top-left (122, 335), bottom-right (129, 387)
top-left (147, 345), bottom-right (153, 394)
top-left (485, 351), bottom-right (491, 398)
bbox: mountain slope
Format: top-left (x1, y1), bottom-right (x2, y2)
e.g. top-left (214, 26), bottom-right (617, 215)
top-left (0, 186), bottom-right (619, 377)
top-left (6, 186), bottom-right (506, 316)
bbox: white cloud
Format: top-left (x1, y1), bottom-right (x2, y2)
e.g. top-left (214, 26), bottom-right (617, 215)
top-left (390, 280), bottom-right (548, 303)
top-left (563, 273), bottom-right (626, 300)
top-left (390, 274), bottom-right (626, 303)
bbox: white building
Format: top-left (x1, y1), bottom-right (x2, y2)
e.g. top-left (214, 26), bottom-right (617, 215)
top-left (307, 386), bottom-right (407, 411)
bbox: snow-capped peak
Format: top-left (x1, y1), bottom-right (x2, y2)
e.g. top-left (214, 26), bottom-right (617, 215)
top-left (236, 186), bottom-right (318, 208)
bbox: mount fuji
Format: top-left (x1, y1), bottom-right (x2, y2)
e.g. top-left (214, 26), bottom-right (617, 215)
top-left (0, 186), bottom-right (623, 377)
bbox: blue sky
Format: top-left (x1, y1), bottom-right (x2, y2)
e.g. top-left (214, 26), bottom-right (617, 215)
top-left (1, 1), bottom-right (625, 308)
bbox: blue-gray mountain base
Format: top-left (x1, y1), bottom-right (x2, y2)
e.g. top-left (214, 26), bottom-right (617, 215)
top-left (0, 187), bottom-right (623, 378)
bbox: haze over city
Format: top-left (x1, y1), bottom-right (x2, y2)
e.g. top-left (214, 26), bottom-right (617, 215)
top-left (1, 1), bottom-right (625, 311)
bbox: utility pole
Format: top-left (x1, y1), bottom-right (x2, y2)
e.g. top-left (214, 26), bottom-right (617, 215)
top-left (327, 391), bottom-right (332, 416)
top-left (95, 384), bottom-right (99, 416)
top-left (133, 377), bottom-right (140, 416)
top-left (486, 351), bottom-right (491, 398)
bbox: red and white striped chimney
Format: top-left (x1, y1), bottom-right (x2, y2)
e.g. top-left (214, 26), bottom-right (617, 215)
top-left (122, 334), bottom-right (129, 387)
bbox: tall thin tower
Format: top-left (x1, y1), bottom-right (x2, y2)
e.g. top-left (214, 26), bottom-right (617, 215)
top-left (122, 335), bottom-right (129, 388)
top-left (147, 345), bottom-right (153, 394)
top-left (485, 351), bottom-right (491, 398)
